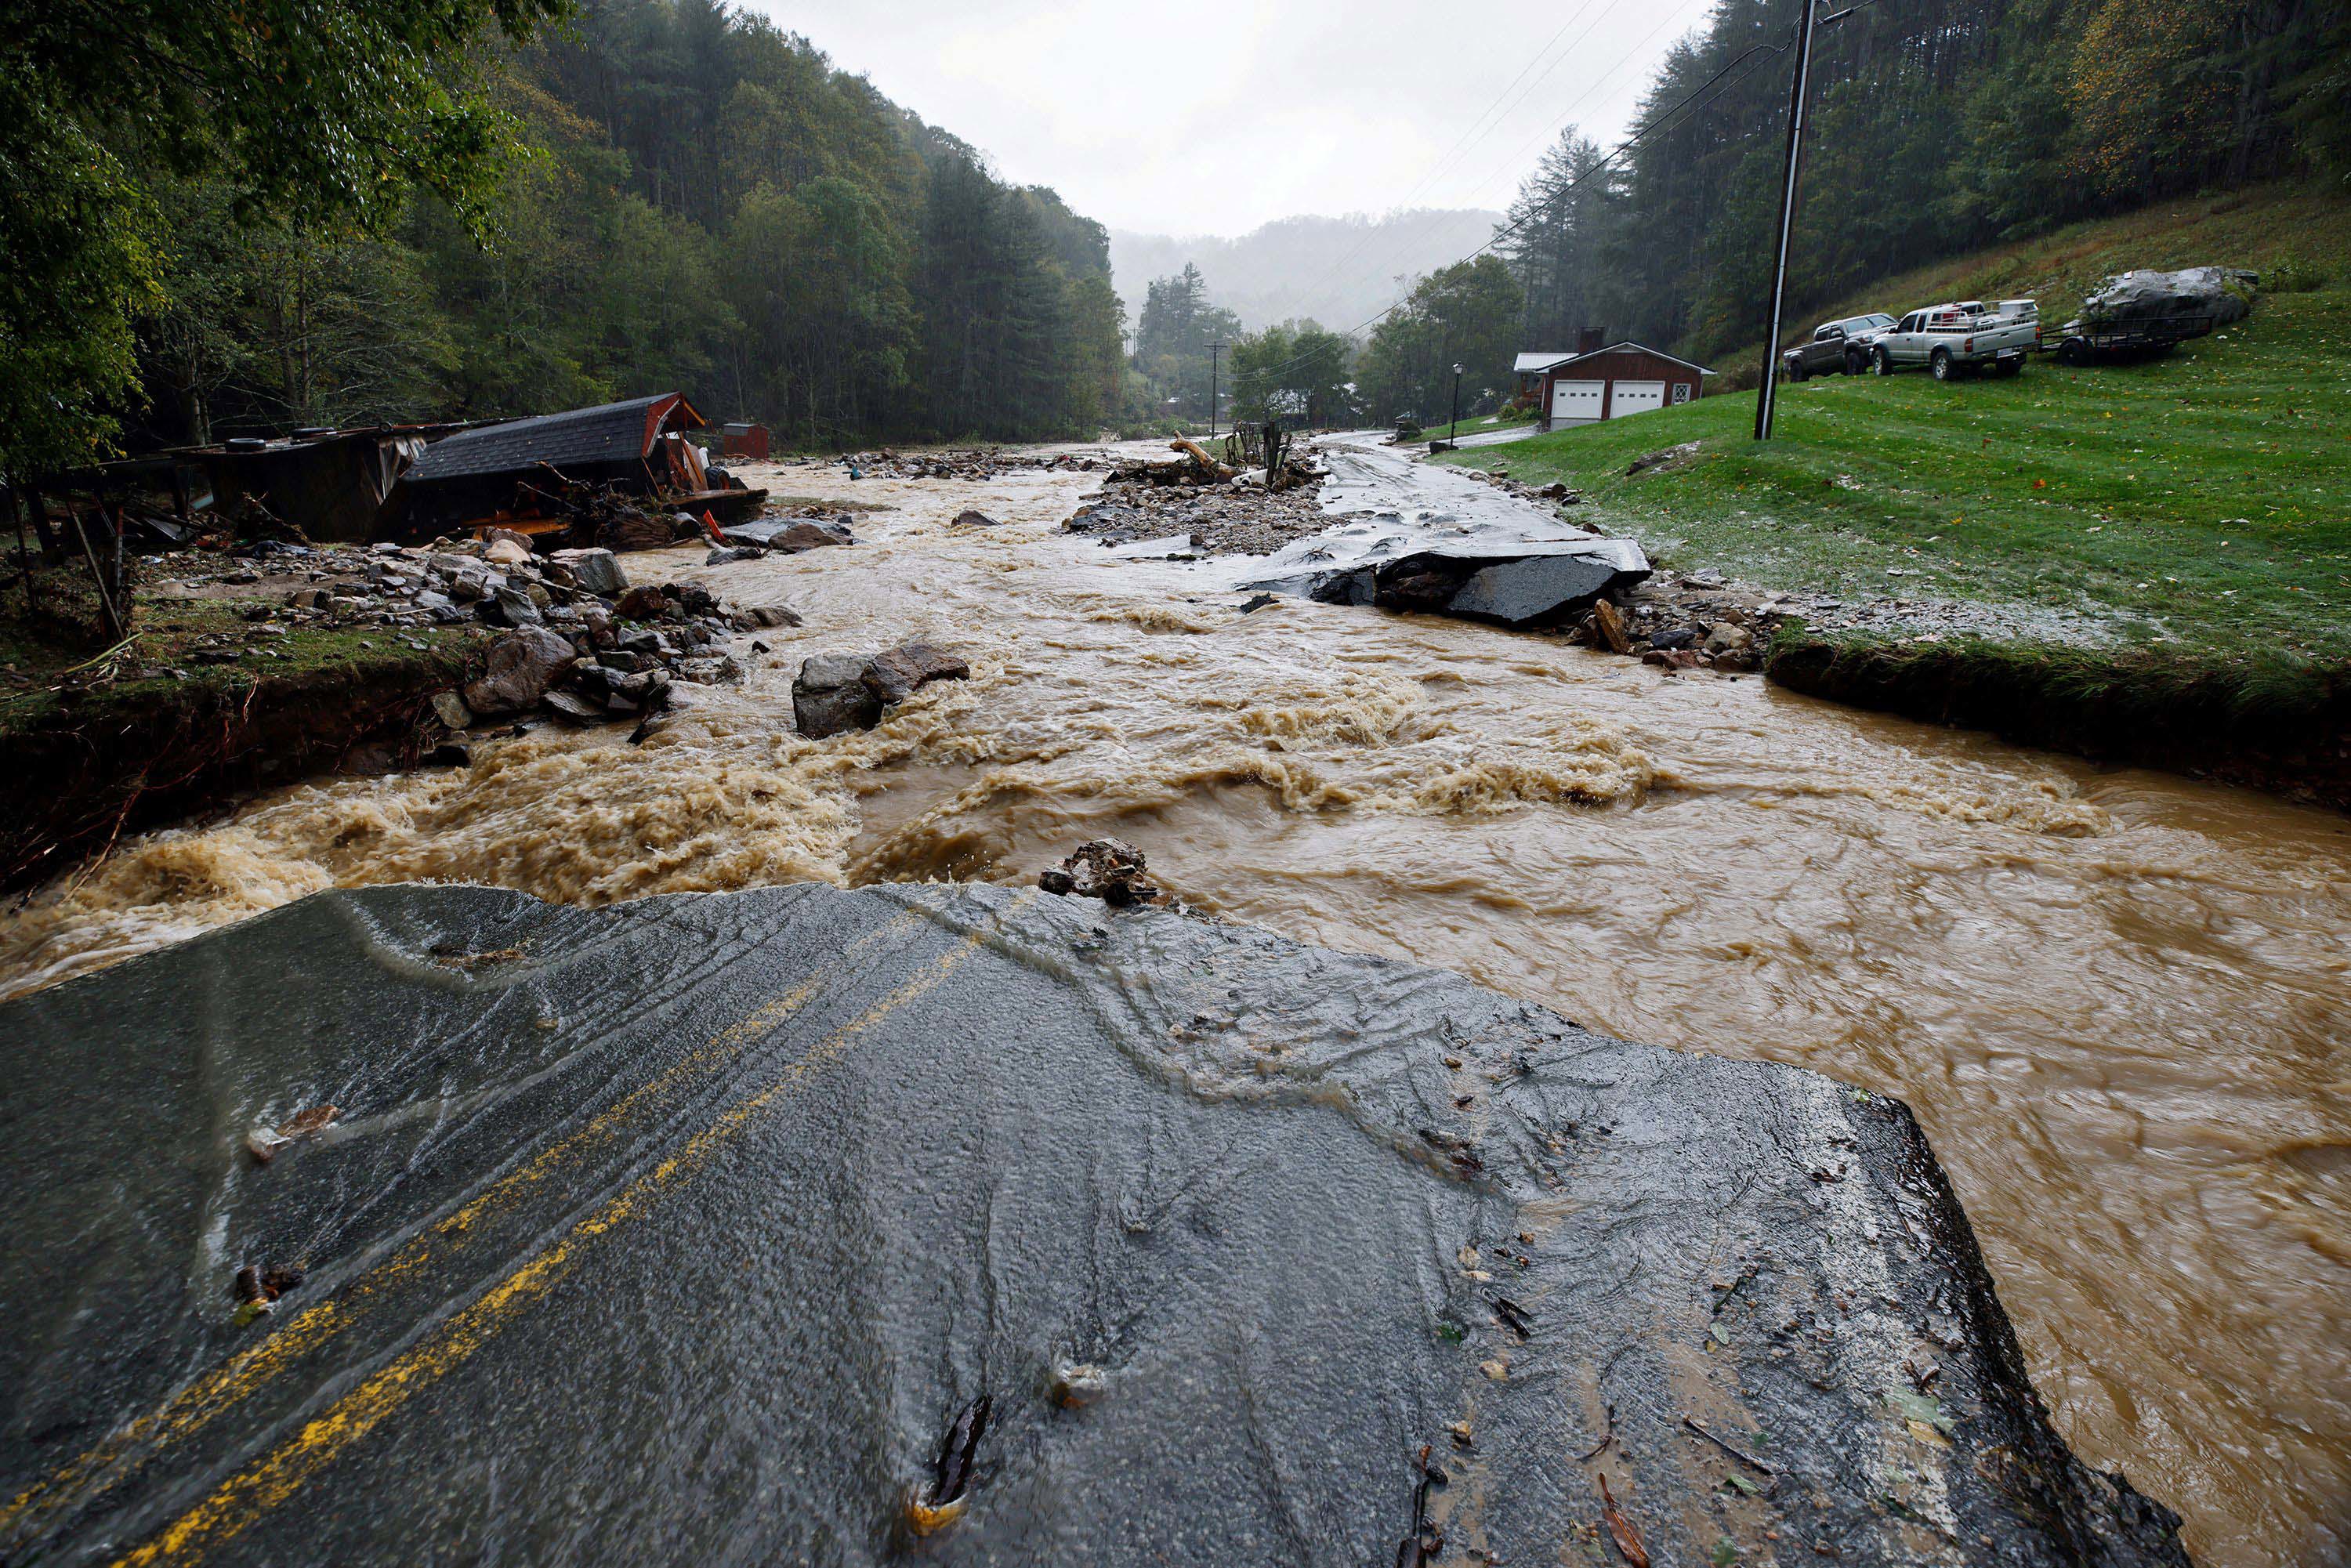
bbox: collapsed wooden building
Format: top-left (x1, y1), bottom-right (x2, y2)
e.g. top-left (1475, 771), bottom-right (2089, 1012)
top-left (380, 393), bottom-right (763, 540)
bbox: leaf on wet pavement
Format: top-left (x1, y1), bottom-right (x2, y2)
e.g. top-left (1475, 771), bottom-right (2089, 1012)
top-left (277, 1105), bottom-right (339, 1138)
top-left (1598, 1473), bottom-right (1650, 1568)
top-left (1886, 1387), bottom-right (1953, 1433)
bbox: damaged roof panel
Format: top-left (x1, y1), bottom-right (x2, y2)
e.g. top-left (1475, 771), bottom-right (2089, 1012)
top-left (402, 394), bottom-right (702, 484)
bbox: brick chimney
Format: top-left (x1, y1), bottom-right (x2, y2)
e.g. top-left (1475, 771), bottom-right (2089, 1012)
top-left (1578, 327), bottom-right (1606, 355)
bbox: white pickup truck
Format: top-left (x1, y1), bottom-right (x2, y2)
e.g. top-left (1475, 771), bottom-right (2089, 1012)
top-left (1870, 299), bottom-right (2038, 380)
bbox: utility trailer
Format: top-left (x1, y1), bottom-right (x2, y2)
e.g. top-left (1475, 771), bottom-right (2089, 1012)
top-left (2049, 312), bottom-right (2225, 364)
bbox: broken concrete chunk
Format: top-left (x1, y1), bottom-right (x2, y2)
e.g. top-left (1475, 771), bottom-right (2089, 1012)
top-left (1444, 554), bottom-right (1625, 628)
top-left (861, 643), bottom-right (969, 705)
top-left (462, 628), bottom-right (578, 717)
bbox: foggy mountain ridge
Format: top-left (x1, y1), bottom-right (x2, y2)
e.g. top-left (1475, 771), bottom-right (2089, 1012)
top-left (1110, 208), bottom-right (1505, 335)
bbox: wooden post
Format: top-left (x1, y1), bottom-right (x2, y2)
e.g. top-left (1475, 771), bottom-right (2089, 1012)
top-left (67, 502), bottom-right (127, 645)
top-left (7, 487), bottom-right (37, 619)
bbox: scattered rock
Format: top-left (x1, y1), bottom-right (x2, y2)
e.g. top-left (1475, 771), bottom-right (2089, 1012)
top-left (491, 586), bottom-right (544, 628)
top-left (705, 546), bottom-right (763, 566)
top-left (1592, 598), bottom-right (1632, 655)
top-left (951, 510), bottom-right (999, 527)
top-left (543, 690), bottom-right (608, 725)
top-left (614, 585), bottom-right (668, 621)
top-left (426, 741), bottom-right (473, 769)
top-left (744, 605), bottom-right (802, 628)
top-left (554, 549), bottom-right (629, 597)
top-left (485, 537), bottom-right (532, 567)
top-left (429, 690), bottom-right (474, 730)
top-left (463, 627), bottom-right (579, 716)
top-left (1038, 838), bottom-right (1161, 907)
top-left (774, 521), bottom-right (848, 552)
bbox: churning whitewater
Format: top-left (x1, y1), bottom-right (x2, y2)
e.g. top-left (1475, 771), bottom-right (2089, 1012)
top-left (2, 437), bottom-right (2346, 1567)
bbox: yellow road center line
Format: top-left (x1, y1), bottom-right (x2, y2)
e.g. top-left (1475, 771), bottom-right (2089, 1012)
top-left (2, 908), bottom-right (929, 1545)
top-left (108, 910), bottom-right (1002, 1567)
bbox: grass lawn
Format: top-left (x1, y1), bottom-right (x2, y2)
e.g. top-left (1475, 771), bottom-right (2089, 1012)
top-left (1419, 407), bottom-right (1538, 444)
top-left (0, 575), bottom-right (481, 743)
top-left (1431, 183), bottom-right (2351, 789)
top-left (1436, 230), bottom-right (2351, 679)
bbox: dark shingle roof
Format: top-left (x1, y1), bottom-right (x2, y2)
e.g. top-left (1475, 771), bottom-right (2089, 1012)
top-left (403, 394), bottom-right (684, 483)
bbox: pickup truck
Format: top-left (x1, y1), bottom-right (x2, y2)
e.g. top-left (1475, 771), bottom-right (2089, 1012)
top-left (1780, 312), bottom-right (1897, 379)
top-left (1870, 299), bottom-right (2038, 380)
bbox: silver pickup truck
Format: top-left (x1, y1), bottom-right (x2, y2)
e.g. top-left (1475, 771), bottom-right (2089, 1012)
top-left (1870, 300), bottom-right (2038, 380)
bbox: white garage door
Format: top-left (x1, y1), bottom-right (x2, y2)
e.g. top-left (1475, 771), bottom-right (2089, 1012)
top-left (1549, 378), bottom-right (1605, 425)
top-left (1609, 380), bottom-right (1666, 418)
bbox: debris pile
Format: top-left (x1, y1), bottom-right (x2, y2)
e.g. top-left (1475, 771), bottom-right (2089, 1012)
top-left (792, 641), bottom-right (970, 739)
top-left (1037, 838), bottom-right (1163, 906)
top-left (137, 536), bottom-right (797, 734)
top-left (1107, 434), bottom-right (1326, 494)
top-left (823, 448), bottom-right (1103, 481)
top-left (1063, 483), bottom-right (1331, 556)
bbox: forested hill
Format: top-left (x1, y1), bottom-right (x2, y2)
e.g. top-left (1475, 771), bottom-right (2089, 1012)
top-left (1346, 0), bottom-right (2349, 424)
top-left (1498, 0), bottom-right (2350, 369)
top-left (1110, 211), bottom-right (1503, 332)
top-left (131, 0), bottom-right (1125, 451)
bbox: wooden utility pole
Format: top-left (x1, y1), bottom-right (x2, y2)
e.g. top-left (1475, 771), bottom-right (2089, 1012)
top-left (1755, 0), bottom-right (1829, 442)
top-left (1209, 342), bottom-right (1226, 435)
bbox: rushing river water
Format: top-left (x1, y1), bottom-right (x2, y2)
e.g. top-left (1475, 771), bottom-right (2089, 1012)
top-left (4, 438), bottom-right (2346, 1565)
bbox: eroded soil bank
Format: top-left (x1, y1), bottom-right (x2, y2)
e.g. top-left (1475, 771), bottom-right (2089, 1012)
top-left (2, 437), bottom-right (2346, 1566)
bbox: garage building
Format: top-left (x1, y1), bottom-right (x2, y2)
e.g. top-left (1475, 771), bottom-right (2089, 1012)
top-left (1522, 331), bottom-right (1713, 431)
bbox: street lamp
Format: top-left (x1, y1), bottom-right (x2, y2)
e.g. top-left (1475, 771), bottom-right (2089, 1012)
top-left (1447, 364), bottom-right (1465, 449)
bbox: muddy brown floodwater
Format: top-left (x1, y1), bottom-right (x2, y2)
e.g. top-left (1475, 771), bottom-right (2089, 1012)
top-left (4, 438), bottom-right (2346, 1565)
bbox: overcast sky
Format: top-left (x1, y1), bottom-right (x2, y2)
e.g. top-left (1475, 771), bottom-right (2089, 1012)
top-left (748, 0), bottom-right (1720, 237)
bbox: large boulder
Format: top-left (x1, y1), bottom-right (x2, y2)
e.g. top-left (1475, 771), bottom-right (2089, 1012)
top-left (0, 883), bottom-right (2192, 1566)
top-left (2077, 266), bottom-right (2258, 329)
top-left (461, 626), bottom-right (578, 716)
top-left (792, 653), bottom-right (882, 738)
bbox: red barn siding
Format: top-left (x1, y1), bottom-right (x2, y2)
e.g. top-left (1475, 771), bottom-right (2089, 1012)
top-left (1534, 345), bottom-right (1707, 429)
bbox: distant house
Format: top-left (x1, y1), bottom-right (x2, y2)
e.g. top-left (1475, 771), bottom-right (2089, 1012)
top-left (386, 393), bottom-right (726, 537)
top-left (1520, 331), bottom-right (1713, 430)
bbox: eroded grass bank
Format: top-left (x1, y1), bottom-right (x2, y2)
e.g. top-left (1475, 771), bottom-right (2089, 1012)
top-left (0, 568), bottom-right (483, 888)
